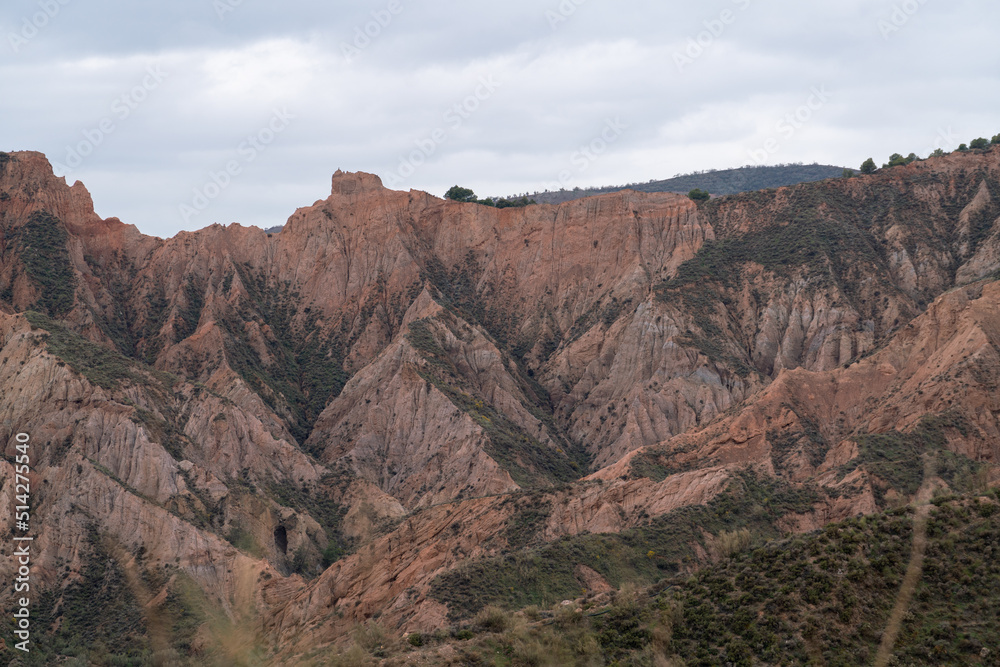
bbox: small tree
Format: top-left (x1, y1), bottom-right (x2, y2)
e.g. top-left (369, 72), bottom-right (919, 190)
top-left (495, 196), bottom-right (536, 208)
top-left (841, 168), bottom-right (855, 178)
top-left (992, 134), bottom-right (1000, 145)
top-left (687, 188), bottom-right (710, 202)
top-left (321, 539), bottom-right (344, 567)
top-left (885, 153), bottom-right (908, 168)
top-left (445, 185), bottom-right (477, 203)
top-left (291, 546), bottom-right (311, 574)
top-left (969, 137), bottom-right (989, 150)
top-left (930, 148), bottom-right (946, 158)
top-left (958, 143), bottom-right (969, 151)
top-left (860, 158), bottom-right (877, 174)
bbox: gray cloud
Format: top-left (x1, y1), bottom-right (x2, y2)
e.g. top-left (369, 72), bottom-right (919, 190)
top-left (1, 0), bottom-right (998, 237)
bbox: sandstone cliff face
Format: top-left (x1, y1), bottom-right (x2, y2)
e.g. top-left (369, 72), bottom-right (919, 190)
top-left (1, 147), bottom-right (999, 662)
top-left (0, 312), bottom-right (266, 611)
top-left (634, 279), bottom-right (1000, 466)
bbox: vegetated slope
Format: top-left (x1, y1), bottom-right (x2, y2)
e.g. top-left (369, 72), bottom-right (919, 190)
top-left (525, 163), bottom-right (849, 205)
top-left (0, 146), bottom-right (998, 663)
top-left (414, 274), bottom-right (1000, 629)
top-left (339, 489), bottom-right (1000, 667)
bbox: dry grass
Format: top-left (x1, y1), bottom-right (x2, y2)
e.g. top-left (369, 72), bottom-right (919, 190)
top-left (475, 605), bottom-right (515, 633)
top-left (715, 527), bottom-right (752, 559)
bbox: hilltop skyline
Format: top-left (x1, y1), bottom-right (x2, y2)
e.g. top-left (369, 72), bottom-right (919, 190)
top-left (1, 1), bottom-right (998, 238)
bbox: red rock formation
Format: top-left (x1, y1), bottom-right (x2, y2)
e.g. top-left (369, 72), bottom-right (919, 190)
top-left (0, 146), bottom-right (999, 661)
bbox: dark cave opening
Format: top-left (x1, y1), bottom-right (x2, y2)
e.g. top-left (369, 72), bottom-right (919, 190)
top-left (274, 525), bottom-right (288, 554)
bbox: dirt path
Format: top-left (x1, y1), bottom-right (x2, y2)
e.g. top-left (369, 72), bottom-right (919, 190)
top-left (874, 454), bottom-right (936, 667)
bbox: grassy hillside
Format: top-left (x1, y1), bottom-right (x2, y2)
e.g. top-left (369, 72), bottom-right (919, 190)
top-left (429, 471), bottom-right (820, 619)
top-left (321, 488), bottom-right (1000, 666)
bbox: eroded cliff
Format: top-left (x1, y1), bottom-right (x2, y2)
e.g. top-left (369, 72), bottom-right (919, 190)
top-left (0, 147), bottom-right (999, 663)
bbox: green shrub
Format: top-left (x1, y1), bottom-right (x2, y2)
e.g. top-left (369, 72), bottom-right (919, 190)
top-left (976, 502), bottom-right (998, 518)
top-left (30, 526), bottom-right (153, 663)
top-left (504, 498), bottom-right (553, 549)
top-left (24, 311), bottom-right (143, 389)
top-left (15, 211), bottom-right (77, 315)
top-left (352, 621), bottom-right (388, 653)
top-left (404, 494), bottom-right (1000, 665)
top-left (478, 195), bottom-right (537, 208)
top-left (595, 593), bottom-right (651, 659)
top-left (885, 153), bottom-right (909, 168)
top-left (225, 523), bottom-right (263, 557)
top-left (445, 185), bottom-right (477, 203)
top-left (220, 267), bottom-right (349, 445)
top-left (629, 449), bottom-right (689, 482)
top-left (842, 413), bottom-right (982, 504)
top-left (475, 605), bottom-right (514, 633)
top-left (429, 471), bottom-right (818, 619)
top-left (175, 276), bottom-right (204, 340)
top-left (291, 546), bottom-right (311, 574)
top-left (322, 540), bottom-right (345, 567)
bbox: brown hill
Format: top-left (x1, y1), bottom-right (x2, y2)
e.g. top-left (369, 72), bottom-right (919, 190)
top-left (0, 147), bottom-right (998, 663)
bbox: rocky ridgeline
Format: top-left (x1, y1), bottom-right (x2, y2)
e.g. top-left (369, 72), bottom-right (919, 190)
top-left (0, 147), bottom-right (998, 663)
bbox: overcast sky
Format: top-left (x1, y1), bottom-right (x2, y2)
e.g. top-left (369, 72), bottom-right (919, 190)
top-left (2, 0), bottom-right (998, 238)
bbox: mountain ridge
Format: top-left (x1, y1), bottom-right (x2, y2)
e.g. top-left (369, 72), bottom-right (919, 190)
top-left (0, 146), bottom-right (999, 664)
top-left (512, 162), bottom-right (851, 205)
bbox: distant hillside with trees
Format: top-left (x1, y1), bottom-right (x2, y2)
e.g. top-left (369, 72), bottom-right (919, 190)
top-left (521, 163), bottom-right (851, 205)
